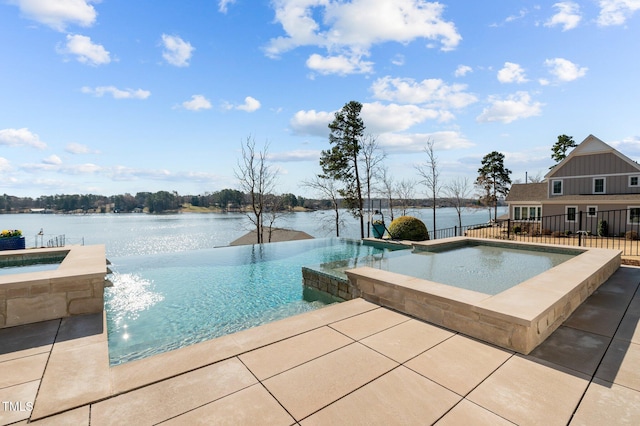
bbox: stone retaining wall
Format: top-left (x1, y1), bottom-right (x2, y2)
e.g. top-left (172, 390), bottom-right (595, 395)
top-left (301, 267), bottom-right (357, 301)
top-left (0, 245), bottom-right (107, 328)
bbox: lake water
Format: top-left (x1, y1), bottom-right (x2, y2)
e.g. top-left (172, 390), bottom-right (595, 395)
top-left (1, 207), bottom-right (506, 257)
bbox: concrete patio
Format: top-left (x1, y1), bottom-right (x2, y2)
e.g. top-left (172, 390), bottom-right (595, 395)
top-left (1, 266), bottom-right (640, 425)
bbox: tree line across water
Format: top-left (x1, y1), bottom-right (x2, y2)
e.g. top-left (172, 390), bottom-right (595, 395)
top-left (0, 190), bottom-right (484, 215)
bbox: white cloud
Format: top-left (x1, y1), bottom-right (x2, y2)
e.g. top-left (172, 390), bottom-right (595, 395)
top-left (266, 0), bottom-right (461, 75)
top-left (218, 0), bottom-right (236, 13)
top-left (236, 96), bottom-right (261, 112)
top-left (391, 54), bottom-right (405, 66)
top-left (505, 9), bottom-right (528, 23)
top-left (362, 102), bottom-right (446, 134)
top-left (377, 131), bottom-right (474, 154)
top-left (370, 76), bottom-right (477, 109)
top-left (306, 53), bottom-right (374, 75)
top-left (81, 86), bottom-right (150, 99)
top-left (476, 91), bottom-right (543, 124)
top-left (21, 161), bottom-right (102, 174)
top-left (597, 0), bottom-right (640, 26)
top-left (182, 95), bottom-right (212, 111)
top-left (544, 58), bottom-right (588, 82)
top-left (65, 142), bottom-right (99, 154)
top-left (11, 0), bottom-right (98, 31)
top-left (290, 110), bottom-right (335, 137)
top-left (59, 34), bottom-right (110, 66)
top-left (268, 150), bottom-right (321, 162)
top-left (290, 101), bottom-right (451, 137)
top-left (0, 128), bottom-right (47, 149)
top-left (454, 65), bottom-right (472, 77)
top-left (161, 34), bottom-right (194, 67)
top-left (545, 2), bottom-right (582, 31)
top-left (42, 155), bottom-right (62, 165)
top-left (497, 62), bottom-right (528, 84)
top-left (0, 157), bottom-right (11, 172)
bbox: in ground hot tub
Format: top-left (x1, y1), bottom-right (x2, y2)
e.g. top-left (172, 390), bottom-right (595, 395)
top-left (344, 237), bottom-right (620, 354)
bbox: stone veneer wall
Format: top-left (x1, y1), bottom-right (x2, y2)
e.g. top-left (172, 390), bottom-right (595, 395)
top-left (301, 267), bottom-right (358, 301)
top-left (345, 243), bottom-right (621, 355)
top-left (0, 245), bottom-right (107, 328)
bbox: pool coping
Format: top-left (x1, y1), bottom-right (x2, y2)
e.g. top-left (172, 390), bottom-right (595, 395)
top-left (345, 237), bottom-right (621, 354)
top-left (0, 245), bottom-right (107, 328)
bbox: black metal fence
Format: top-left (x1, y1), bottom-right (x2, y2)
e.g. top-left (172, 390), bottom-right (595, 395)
top-left (432, 208), bottom-right (640, 257)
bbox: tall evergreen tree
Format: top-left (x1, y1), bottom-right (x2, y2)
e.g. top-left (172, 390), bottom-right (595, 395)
top-left (476, 151), bottom-right (512, 221)
top-left (319, 101), bottom-right (366, 238)
top-left (550, 134), bottom-right (577, 168)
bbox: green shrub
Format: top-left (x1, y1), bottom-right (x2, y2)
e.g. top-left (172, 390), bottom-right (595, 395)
top-left (598, 220), bottom-right (608, 237)
top-left (388, 216), bottom-right (429, 241)
top-left (564, 230), bottom-right (572, 236)
top-left (512, 225), bottom-right (522, 234)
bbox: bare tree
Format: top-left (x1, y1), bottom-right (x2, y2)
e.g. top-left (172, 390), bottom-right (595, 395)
top-left (395, 179), bottom-right (416, 217)
top-left (235, 136), bottom-right (277, 244)
top-left (416, 139), bottom-right (440, 238)
top-left (359, 134), bottom-right (386, 236)
top-left (378, 166), bottom-right (395, 221)
top-left (264, 194), bottom-right (287, 243)
top-left (443, 177), bottom-right (472, 234)
top-left (302, 175), bottom-right (344, 237)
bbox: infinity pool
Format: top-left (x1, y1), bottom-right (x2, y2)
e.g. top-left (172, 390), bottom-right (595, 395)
top-left (105, 238), bottom-right (392, 365)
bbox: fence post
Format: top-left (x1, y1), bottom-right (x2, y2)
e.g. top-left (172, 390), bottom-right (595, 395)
top-left (507, 219), bottom-right (511, 239)
top-left (578, 210), bottom-right (583, 247)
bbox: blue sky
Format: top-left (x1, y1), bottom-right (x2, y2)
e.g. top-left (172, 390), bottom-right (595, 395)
top-left (1, 0), bottom-right (639, 198)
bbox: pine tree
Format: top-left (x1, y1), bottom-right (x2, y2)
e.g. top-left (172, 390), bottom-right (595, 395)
top-left (476, 151), bottom-right (512, 221)
top-left (319, 101), bottom-right (366, 238)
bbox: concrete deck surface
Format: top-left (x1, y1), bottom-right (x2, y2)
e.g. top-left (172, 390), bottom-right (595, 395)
top-left (1, 266), bottom-right (640, 425)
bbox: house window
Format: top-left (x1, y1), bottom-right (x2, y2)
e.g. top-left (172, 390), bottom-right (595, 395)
top-left (628, 206), bottom-right (640, 225)
top-left (566, 206), bottom-right (577, 222)
top-left (513, 205), bottom-right (541, 221)
top-left (587, 206), bottom-right (598, 217)
top-left (593, 177), bottom-right (606, 194)
top-left (630, 176), bottom-right (639, 187)
top-left (552, 180), bottom-right (563, 195)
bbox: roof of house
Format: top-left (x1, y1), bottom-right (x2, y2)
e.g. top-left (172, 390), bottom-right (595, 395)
top-left (545, 134), bottom-right (640, 179)
top-left (505, 182), bottom-right (547, 202)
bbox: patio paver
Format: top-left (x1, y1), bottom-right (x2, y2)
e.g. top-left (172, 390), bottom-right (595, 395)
top-left (262, 342), bottom-right (397, 420)
top-left (301, 366), bottom-right (461, 425)
top-left (467, 355), bottom-right (590, 425)
top-left (405, 334), bottom-right (513, 396)
top-left (1, 266), bottom-right (640, 425)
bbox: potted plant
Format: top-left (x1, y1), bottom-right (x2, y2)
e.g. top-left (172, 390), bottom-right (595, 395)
top-left (0, 229), bottom-right (26, 251)
top-left (371, 219), bottom-right (386, 238)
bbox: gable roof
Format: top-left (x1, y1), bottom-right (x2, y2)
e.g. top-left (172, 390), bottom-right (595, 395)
top-left (545, 134), bottom-right (640, 179)
top-left (505, 182), bottom-right (547, 202)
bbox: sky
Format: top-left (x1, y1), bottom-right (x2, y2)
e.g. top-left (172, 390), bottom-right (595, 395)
top-left (1, 0), bottom-right (640, 199)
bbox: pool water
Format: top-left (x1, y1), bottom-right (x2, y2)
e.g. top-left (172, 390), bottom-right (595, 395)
top-left (0, 263), bottom-right (60, 276)
top-left (105, 238), bottom-right (388, 365)
top-left (317, 242), bottom-right (577, 296)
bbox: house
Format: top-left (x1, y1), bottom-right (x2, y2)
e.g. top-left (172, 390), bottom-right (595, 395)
top-left (506, 134), bottom-right (640, 235)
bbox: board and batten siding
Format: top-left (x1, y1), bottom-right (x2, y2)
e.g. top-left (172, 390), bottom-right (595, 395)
top-left (549, 153), bottom-right (640, 197)
top-left (551, 152), bottom-right (638, 177)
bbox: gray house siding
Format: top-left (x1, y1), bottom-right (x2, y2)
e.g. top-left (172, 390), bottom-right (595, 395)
top-left (550, 153), bottom-right (638, 178)
top-left (549, 174), bottom-right (640, 197)
top-left (548, 152), bottom-right (640, 197)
